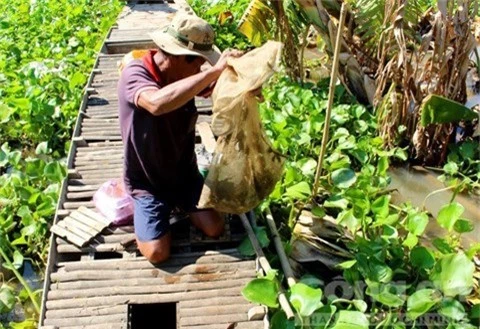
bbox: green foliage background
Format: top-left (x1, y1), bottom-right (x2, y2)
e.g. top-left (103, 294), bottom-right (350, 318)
top-left (0, 0), bottom-right (123, 327)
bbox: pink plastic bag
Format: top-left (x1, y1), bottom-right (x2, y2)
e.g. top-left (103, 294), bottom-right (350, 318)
top-left (93, 179), bottom-right (134, 226)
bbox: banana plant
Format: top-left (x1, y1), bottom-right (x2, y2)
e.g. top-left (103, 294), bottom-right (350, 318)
top-left (238, 0), bottom-right (311, 79)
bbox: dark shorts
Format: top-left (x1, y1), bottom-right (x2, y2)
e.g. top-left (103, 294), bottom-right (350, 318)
top-left (133, 174), bottom-right (203, 242)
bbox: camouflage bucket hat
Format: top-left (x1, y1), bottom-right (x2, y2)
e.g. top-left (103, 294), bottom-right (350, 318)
top-left (149, 13), bottom-right (221, 65)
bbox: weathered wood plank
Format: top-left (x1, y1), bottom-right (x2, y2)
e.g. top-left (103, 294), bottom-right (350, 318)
top-left (49, 270), bottom-right (255, 291)
top-left (62, 200), bottom-right (95, 209)
top-left (180, 313), bottom-right (248, 327)
top-left (50, 261), bottom-right (256, 282)
top-left (179, 296), bottom-right (249, 309)
top-left (45, 305), bottom-right (127, 319)
top-left (68, 211), bottom-right (107, 231)
top-left (66, 190), bottom-right (96, 200)
top-left (43, 314), bottom-right (126, 327)
top-left (50, 225), bottom-right (87, 247)
top-left (73, 163), bottom-right (122, 171)
top-left (74, 168), bottom-right (123, 175)
top-left (57, 220), bottom-right (92, 242)
top-left (77, 206), bottom-right (111, 225)
top-left (178, 304), bottom-right (251, 318)
top-left (56, 233), bottom-right (134, 246)
top-left (47, 277), bottom-right (252, 300)
top-left (46, 287), bottom-right (244, 310)
top-left (56, 242), bottom-right (130, 253)
top-left (63, 216), bottom-right (100, 237)
top-left (68, 178), bottom-right (117, 186)
top-left (182, 321), bottom-right (264, 329)
top-left (56, 253), bottom-right (246, 271)
top-left (44, 322), bottom-right (126, 329)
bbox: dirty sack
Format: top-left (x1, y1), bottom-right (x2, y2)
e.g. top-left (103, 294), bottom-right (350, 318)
top-left (198, 41), bottom-right (285, 214)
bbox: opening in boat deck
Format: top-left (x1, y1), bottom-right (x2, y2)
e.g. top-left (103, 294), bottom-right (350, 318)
top-left (129, 303), bottom-right (176, 329)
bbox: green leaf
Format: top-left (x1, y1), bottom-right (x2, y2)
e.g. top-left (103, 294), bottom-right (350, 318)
top-left (352, 300), bottom-right (367, 313)
top-left (331, 310), bottom-right (369, 329)
top-left (311, 305), bottom-right (337, 328)
top-left (0, 286), bottom-right (15, 314)
top-left (470, 304), bottom-right (480, 326)
top-left (438, 298), bottom-right (466, 321)
top-left (371, 195), bottom-right (390, 219)
top-left (270, 310), bottom-right (295, 329)
top-left (43, 161), bottom-right (66, 182)
top-left (324, 195), bottom-right (349, 209)
top-left (11, 236), bottom-right (27, 246)
top-left (410, 246), bottom-right (435, 269)
top-left (238, 226), bottom-right (269, 256)
top-left (437, 202), bottom-right (465, 232)
top-left (8, 98), bottom-right (30, 110)
top-left (284, 181), bottom-right (311, 200)
top-left (0, 103), bottom-right (15, 124)
top-left (466, 243), bottom-right (480, 259)
top-left (289, 282), bottom-right (323, 317)
top-left (366, 282), bottom-right (405, 308)
top-left (433, 238), bottom-right (454, 254)
top-left (420, 94), bottom-right (478, 126)
top-left (406, 289), bottom-right (441, 320)
top-left (459, 141), bottom-right (477, 159)
top-left (338, 209), bottom-right (360, 234)
top-left (242, 278), bottom-right (278, 308)
top-left (394, 148), bottom-right (408, 161)
top-left (299, 274), bottom-right (323, 288)
top-left (443, 162), bottom-right (459, 175)
top-left (377, 156), bottom-right (389, 175)
top-left (311, 206), bottom-right (326, 218)
top-left (337, 260), bottom-right (356, 270)
top-left (299, 158), bottom-right (317, 176)
top-left (402, 232), bottom-right (419, 249)
top-left (35, 141), bottom-right (49, 155)
top-left (69, 72), bottom-right (86, 89)
top-left (407, 212), bottom-right (429, 236)
top-left (12, 250), bottom-right (24, 270)
top-left (2, 250), bottom-right (24, 271)
top-left (453, 219), bottom-right (474, 234)
top-left (369, 260), bottom-right (393, 283)
top-left (331, 168), bottom-right (357, 189)
top-left (8, 319), bottom-right (37, 329)
top-left (430, 252), bottom-right (475, 297)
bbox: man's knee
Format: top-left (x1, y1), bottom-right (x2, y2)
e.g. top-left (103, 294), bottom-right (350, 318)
top-left (189, 209), bottom-right (225, 238)
top-left (143, 247), bottom-right (170, 264)
top-left (202, 220), bottom-right (225, 238)
top-left (137, 235), bottom-right (171, 264)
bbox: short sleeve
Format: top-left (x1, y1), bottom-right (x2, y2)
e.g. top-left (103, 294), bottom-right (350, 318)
top-left (118, 62), bottom-right (159, 107)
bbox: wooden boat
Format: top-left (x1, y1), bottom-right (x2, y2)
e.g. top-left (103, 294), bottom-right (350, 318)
top-left (38, 1), bottom-right (265, 328)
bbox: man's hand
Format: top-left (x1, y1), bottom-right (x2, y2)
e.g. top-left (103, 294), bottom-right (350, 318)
top-left (196, 49), bottom-right (243, 98)
top-left (213, 49), bottom-right (244, 73)
top-left (249, 87), bottom-right (264, 102)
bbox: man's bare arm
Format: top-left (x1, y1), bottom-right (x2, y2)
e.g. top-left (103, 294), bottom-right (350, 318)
top-left (137, 67), bottom-right (222, 116)
top-left (138, 49), bottom-right (242, 116)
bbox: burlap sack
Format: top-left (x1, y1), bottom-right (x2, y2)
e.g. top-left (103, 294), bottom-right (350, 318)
top-left (198, 41), bottom-right (285, 213)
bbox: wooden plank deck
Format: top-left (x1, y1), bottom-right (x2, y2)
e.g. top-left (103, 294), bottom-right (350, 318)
top-left (39, 1), bottom-right (265, 328)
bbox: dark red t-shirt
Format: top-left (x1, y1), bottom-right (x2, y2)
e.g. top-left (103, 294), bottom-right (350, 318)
top-left (117, 51), bottom-right (199, 199)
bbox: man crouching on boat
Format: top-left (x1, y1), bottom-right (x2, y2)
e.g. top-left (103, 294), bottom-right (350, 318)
top-left (117, 13), bottom-right (242, 263)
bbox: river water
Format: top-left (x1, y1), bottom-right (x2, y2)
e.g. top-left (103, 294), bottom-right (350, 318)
top-left (389, 166), bottom-right (480, 247)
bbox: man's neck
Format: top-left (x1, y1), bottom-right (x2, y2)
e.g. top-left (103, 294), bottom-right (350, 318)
top-left (153, 50), bottom-right (172, 84)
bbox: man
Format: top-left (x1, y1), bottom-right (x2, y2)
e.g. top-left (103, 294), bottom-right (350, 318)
top-left (118, 14), bottom-right (242, 263)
